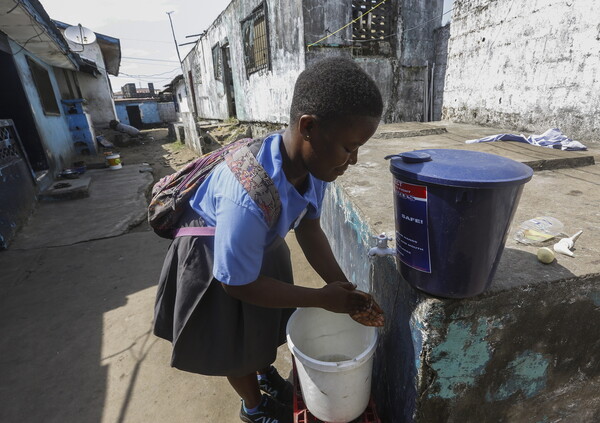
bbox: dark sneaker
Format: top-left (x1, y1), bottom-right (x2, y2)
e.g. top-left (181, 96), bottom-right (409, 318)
top-left (239, 394), bottom-right (292, 423)
top-left (258, 365), bottom-right (293, 405)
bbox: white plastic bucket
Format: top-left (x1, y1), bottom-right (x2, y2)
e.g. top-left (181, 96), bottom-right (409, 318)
top-left (286, 308), bottom-right (378, 423)
top-left (106, 154), bottom-right (122, 170)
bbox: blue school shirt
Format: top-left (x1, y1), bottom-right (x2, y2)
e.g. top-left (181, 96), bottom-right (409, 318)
top-left (189, 133), bottom-right (328, 286)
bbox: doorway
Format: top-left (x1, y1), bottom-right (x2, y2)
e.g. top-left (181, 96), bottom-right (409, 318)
top-left (0, 50), bottom-right (48, 172)
top-left (126, 105), bottom-right (143, 128)
top-left (221, 44), bottom-right (237, 118)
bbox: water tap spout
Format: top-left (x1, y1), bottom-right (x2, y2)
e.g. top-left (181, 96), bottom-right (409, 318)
top-left (368, 233), bottom-right (395, 257)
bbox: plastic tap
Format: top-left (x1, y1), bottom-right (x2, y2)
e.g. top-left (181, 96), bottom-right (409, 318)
top-left (368, 233), bottom-right (395, 257)
top-left (553, 230), bottom-right (583, 257)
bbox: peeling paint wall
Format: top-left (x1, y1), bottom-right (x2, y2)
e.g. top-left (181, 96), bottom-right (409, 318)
top-left (321, 183), bottom-right (421, 423)
top-left (10, 40), bottom-right (74, 175)
top-left (115, 101), bottom-right (161, 125)
top-left (433, 24), bottom-right (450, 121)
top-left (443, 0), bottom-right (600, 144)
top-left (181, 0), bottom-right (445, 129)
top-left (303, 0), bottom-right (444, 123)
top-left (414, 277), bottom-right (600, 422)
top-left (158, 102), bottom-right (177, 123)
top-left (182, 0), bottom-right (304, 125)
top-left (63, 39), bottom-right (117, 129)
top-left (175, 80), bottom-right (189, 115)
top-left (321, 182), bottom-right (600, 422)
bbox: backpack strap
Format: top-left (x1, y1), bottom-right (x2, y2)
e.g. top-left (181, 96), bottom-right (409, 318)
top-left (173, 136), bottom-right (281, 238)
top-left (173, 227), bottom-right (216, 237)
top-left (225, 143), bottom-right (282, 228)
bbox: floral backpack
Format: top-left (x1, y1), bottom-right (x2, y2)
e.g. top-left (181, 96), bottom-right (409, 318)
top-left (148, 137), bottom-right (281, 239)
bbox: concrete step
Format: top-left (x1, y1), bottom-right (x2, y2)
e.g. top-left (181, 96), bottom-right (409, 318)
top-left (38, 176), bottom-right (91, 201)
top-left (374, 122), bottom-right (596, 171)
top-left (372, 122), bottom-right (448, 139)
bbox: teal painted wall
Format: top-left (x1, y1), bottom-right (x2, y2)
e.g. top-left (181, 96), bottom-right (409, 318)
top-left (321, 182), bottom-right (600, 422)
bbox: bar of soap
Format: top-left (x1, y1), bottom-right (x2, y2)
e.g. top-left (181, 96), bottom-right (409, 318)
top-left (537, 247), bottom-right (555, 264)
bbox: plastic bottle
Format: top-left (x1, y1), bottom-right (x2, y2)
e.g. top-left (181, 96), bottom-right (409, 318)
top-left (514, 216), bottom-right (564, 245)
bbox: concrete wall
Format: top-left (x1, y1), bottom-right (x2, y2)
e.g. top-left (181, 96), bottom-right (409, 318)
top-left (115, 101), bottom-right (161, 125)
top-left (64, 40), bottom-right (117, 129)
top-left (158, 102), bottom-right (177, 123)
top-left (10, 40), bottom-right (74, 175)
top-left (320, 183), bottom-right (421, 422)
top-left (321, 179), bottom-right (600, 422)
top-left (302, 0), bottom-right (444, 123)
top-left (433, 24), bottom-right (450, 121)
top-left (443, 0), bottom-right (600, 144)
top-left (175, 80), bottom-right (189, 114)
top-left (180, 0), bottom-right (446, 127)
top-left (320, 129), bottom-right (600, 421)
top-left (182, 0), bottom-right (304, 124)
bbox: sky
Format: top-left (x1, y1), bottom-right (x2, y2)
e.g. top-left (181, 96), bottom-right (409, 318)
top-left (42, 0), bottom-right (233, 93)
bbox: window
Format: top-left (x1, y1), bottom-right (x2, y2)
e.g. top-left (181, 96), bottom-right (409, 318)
top-left (241, 2), bottom-right (270, 77)
top-left (27, 56), bottom-right (60, 115)
top-left (352, 0), bottom-right (393, 57)
top-left (212, 44), bottom-right (222, 80)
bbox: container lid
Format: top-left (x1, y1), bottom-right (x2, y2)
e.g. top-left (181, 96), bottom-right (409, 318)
top-left (387, 149), bottom-right (533, 188)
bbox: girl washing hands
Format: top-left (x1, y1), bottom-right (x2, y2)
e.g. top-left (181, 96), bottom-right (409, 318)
top-left (153, 56), bottom-right (385, 423)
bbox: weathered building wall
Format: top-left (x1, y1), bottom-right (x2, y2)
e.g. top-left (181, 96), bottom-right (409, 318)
top-left (158, 102), bottom-right (177, 123)
top-left (115, 101), bottom-right (161, 125)
top-left (433, 23), bottom-right (450, 121)
top-left (394, 0), bottom-right (444, 122)
top-left (64, 40), bottom-right (117, 129)
top-left (302, 0), bottom-right (444, 123)
top-left (320, 183), bottom-right (421, 423)
top-left (180, 0), bottom-right (446, 134)
top-left (182, 0), bottom-right (304, 126)
top-left (174, 80), bottom-right (189, 115)
top-left (321, 134), bottom-right (600, 421)
top-left (10, 40), bottom-right (73, 174)
top-left (443, 0), bottom-right (600, 144)
top-left (302, 1), bottom-right (395, 120)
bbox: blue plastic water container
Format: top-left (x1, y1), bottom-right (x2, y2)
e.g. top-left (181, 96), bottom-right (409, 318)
top-left (388, 149), bottom-right (533, 298)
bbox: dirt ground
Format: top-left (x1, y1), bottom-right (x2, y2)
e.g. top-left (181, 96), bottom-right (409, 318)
top-left (111, 128), bottom-right (199, 181)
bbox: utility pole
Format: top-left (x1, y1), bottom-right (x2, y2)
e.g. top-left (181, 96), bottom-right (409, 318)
top-left (166, 11), bottom-right (182, 66)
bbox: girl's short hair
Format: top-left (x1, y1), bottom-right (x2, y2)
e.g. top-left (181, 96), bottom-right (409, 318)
top-left (289, 56), bottom-right (384, 125)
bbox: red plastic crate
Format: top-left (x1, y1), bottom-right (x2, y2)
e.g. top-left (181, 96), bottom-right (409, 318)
top-left (292, 357), bottom-right (381, 423)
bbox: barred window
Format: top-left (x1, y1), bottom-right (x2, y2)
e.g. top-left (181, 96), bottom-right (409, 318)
top-left (352, 0), bottom-right (393, 57)
top-left (241, 2), bottom-right (270, 77)
top-left (212, 44), bottom-right (222, 80)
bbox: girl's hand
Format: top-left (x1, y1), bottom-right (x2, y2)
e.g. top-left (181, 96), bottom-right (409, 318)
top-left (320, 282), bottom-right (385, 327)
top-left (350, 294), bottom-right (385, 327)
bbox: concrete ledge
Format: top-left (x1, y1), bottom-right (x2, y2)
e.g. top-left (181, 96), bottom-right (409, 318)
top-left (372, 122), bottom-right (448, 139)
top-left (321, 123), bottom-right (600, 422)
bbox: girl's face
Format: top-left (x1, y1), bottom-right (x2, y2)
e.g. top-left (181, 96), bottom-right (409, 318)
top-left (302, 115), bottom-right (380, 182)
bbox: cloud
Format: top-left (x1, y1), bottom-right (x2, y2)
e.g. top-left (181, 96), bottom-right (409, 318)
top-left (44, 0), bottom-right (179, 29)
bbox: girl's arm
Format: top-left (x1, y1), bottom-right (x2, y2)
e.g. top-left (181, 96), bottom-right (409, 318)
top-left (222, 277), bottom-right (367, 315)
top-left (293, 217), bottom-right (348, 284)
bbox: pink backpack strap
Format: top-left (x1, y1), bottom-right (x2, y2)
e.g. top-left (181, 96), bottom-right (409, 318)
top-left (173, 226), bottom-right (216, 237)
top-left (225, 144), bottom-right (281, 228)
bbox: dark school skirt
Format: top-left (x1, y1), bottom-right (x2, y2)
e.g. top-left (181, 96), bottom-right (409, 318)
top-left (153, 209), bottom-right (295, 377)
